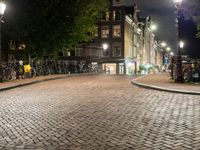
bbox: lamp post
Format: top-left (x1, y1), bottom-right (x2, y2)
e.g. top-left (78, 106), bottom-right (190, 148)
top-left (174, 0), bottom-right (183, 82)
top-left (0, 1), bottom-right (6, 60)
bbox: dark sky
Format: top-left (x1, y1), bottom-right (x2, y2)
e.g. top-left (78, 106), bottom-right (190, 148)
top-left (134, 0), bottom-right (177, 52)
top-left (130, 0), bottom-right (200, 58)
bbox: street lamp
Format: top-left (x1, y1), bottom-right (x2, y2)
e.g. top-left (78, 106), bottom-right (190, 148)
top-left (170, 52), bottom-right (174, 56)
top-left (173, 0), bottom-right (183, 82)
top-left (150, 24), bottom-right (157, 31)
top-left (179, 41), bottom-right (184, 48)
top-left (166, 47), bottom-right (171, 51)
top-left (102, 43), bottom-right (109, 57)
top-left (102, 43), bottom-right (108, 50)
top-left (161, 42), bottom-right (167, 47)
top-left (174, 0), bottom-right (182, 4)
top-left (0, 1), bottom-right (6, 60)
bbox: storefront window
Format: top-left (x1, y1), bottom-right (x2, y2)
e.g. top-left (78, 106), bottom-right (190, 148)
top-left (126, 62), bottom-right (136, 75)
top-left (102, 63), bottom-right (116, 74)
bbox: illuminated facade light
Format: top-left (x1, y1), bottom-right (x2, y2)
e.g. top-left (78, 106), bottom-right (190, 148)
top-left (179, 41), bottom-right (184, 48)
top-left (0, 2), bottom-right (6, 15)
top-left (102, 43), bottom-right (108, 50)
top-left (174, 0), bottom-right (182, 3)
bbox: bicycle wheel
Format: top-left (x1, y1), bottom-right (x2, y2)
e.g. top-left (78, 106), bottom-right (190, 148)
top-left (24, 72), bottom-right (32, 78)
top-left (3, 68), bottom-right (12, 81)
top-left (183, 69), bottom-right (191, 82)
top-left (191, 69), bottom-right (200, 82)
top-left (10, 69), bottom-right (16, 80)
top-left (31, 68), bottom-right (36, 78)
top-left (36, 68), bottom-right (42, 76)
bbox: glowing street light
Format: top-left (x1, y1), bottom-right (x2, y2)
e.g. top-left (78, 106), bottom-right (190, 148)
top-left (174, 0), bottom-right (182, 4)
top-left (170, 52), bottom-right (174, 56)
top-left (161, 42), bottom-right (167, 47)
top-left (0, 2), bottom-right (6, 15)
top-left (179, 41), bottom-right (184, 48)
top-left (102, 43), bottom-right (108, 50)
top-left (166, 47), bottom-right (171, 51)
top-left (150, 24), bottom-right (157, 31)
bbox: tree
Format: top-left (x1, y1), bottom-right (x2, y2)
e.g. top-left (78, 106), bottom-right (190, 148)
top-left (197, 23), bottom-right (200, 38)
top-left (182, 0), bottom-right (200, 38)
top-left (4, 0), bottom-right (107, 59)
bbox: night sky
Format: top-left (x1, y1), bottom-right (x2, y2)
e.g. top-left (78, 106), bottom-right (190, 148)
top-left (133, 0), bottom-right (200, 59)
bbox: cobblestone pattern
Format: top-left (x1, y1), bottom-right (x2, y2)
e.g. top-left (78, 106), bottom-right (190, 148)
top-left (0, 75), bottom-right (200, 149)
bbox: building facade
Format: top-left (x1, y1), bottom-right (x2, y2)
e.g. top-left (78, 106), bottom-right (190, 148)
top-left (66, 0), bottom-right (163, 75)
top-left (74, 0), bottom-right (143, 75)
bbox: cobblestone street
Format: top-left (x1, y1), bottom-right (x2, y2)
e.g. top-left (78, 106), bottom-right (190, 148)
top-left (0, 74), bottom-right (200, 149)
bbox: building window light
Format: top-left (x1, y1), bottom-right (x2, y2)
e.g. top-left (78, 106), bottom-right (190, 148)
top-left (113, 10), bottom-right (121, 21)
top-left (101, 26), bottom-right (109, 38)
top-left (113, 25), bottom-right (121, 37)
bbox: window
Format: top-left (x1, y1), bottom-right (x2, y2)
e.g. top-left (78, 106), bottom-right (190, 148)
top-left (112, 43), bottom-right (121, 57)
top-left (113, 25), bottom-right (121, 37)
top-left (103, 49), bottom-right (109, 57)
top-left (113, 10), bottom-right (121, 21)
top-left (101, 26), bottom-right (109, 38)
top-left (101, 11), bottom-right (109, 21)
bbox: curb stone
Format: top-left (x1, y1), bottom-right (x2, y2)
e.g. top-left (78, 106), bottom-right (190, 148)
top-left (0, 73), bottom-right (96, 92)
top-left (131, 74), bottom-right (200, 95)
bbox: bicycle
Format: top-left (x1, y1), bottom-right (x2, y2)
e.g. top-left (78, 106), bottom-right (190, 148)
top-left (183, 63), bottom-right (200, 83)
top-left (0, 62), bottom-right (16, 81)
top-left (17, 61), bottom-right (36, 79)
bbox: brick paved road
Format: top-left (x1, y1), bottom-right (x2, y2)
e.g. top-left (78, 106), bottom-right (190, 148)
top-left (0, 75), bottom-right (200, 150)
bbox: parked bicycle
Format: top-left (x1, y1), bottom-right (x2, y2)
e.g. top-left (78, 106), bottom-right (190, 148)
top-left (0, 62), bottom-right (16, 81)
top-left (183, 62), bottom-right (200, 83)
top-left (16, 61), bottom-right (36, 79)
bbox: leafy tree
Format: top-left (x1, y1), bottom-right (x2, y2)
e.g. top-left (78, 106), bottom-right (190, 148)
top-left (4, 0), bottom-right (107, 59)
top-left (181, 0), bottom-right (200, 38)
top-left (196, 23), bottom-right (200, 38)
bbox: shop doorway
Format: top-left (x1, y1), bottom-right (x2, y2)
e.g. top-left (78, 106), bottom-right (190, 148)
top-left (119, 63), bottom-right (124, 74)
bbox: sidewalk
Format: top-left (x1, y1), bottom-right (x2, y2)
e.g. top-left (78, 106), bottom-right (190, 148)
top-left (132, 72), bottom-right (200, 95)
top-left (0, 74), bottom-right (69, 91)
